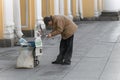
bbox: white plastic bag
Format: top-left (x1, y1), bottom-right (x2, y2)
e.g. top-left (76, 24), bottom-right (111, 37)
top-left (19, 38), bottom-right (28, 46)
top-left (16, 47), bottom-right (34, 69)
top-left (35, 37), bottom-right (43, 56)
top-left (35, 37), bottom-right (42, 47)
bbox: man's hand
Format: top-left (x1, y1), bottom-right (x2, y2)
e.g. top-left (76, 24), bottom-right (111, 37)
top-left (46, 33), bottom-right (52, 38)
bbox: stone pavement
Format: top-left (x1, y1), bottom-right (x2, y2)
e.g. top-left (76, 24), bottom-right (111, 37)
top-left (1, 21), bottom-right (120, 80)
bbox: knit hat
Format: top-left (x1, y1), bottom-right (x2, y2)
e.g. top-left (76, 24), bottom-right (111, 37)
top-left (43, 16), bottom-right (51, 26)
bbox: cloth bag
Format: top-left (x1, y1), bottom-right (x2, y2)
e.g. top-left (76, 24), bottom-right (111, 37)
top-left (16, 47), bottom-right (34, 69)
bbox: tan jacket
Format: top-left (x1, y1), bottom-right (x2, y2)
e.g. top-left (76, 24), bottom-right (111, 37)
top-left (50, 15), bottom-right (78, 39)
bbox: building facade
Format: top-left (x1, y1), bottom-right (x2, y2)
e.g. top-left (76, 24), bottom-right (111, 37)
top-left (0, 0), bottom-right (120, 47)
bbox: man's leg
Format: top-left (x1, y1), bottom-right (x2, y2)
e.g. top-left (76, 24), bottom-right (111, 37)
top-left (62, 35), bottom-right (74, 65)
top-left (52, 39), bottom-right (66, 64)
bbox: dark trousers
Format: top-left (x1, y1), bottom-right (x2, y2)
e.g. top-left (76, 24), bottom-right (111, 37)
top-left (56, 35), bottom-right (74, 63)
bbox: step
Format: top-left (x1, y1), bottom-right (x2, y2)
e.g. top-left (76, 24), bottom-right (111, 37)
top-left (99, 16), bottom-right (119, 21)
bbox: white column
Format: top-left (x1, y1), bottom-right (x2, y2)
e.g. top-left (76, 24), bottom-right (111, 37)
top-left (4, 0), bottom-right (15, 39)
top-left (76, 0), bottom-right (79, 17)
top-left (35, 0), bottom-right (45, 38)
top-left (35, 0), bottom-right (43, 24)
top-left (67, 0), bottom-right (73, 19)
top-left (78, 0), bottom-right (83, 19)
top-left (94, 0), bottom-right (99, 17)
top-left (103, 0), bottom-right (120, 12)
top-left (59, 0), bottom-right (64, 15)
top-left (54, 0), bottom-right (59, 15)
top-left (13, 0), bottom-right (23, 38)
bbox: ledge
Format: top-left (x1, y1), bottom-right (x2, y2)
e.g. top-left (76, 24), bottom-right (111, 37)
top-left (22, 30), bottom-right (34, 37)
top-left (0, 39), bottom-right (14, 47)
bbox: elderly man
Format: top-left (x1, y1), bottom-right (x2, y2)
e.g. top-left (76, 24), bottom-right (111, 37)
top-left (43, 15), bottom-right (78, 65)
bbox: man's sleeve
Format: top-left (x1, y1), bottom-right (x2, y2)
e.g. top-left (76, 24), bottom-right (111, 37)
top-left (50, 20), bottom-right (64, 36)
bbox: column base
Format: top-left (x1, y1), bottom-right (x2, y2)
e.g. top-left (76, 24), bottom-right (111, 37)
top-left (68, 15), bottom-right (73, 20)
top-left (94, 11), bottom-right (100, 17)
top-left (73, 16), bottom-right (81, 25)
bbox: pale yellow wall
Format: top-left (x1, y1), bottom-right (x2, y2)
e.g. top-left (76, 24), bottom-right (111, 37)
top-left (64, 0), bottom-right (77, 16)
top-left (82, 0), bottom-right (94, 17)
top-left (50, 0), bottom-right (54, 15)
top-left (29, 0), bottom-right (35, 30)
top-left (64, 0), bottom-right (68, 16)
top-left (20, 0), bottom-right (35, 30)
top-left (0, 0), bottom-right (4, 39)
top-left (42, 0), bottom-right (54, 16)
top-left (72, 0), bottom-right (76, 17)
top-left (20, 0), bottom-right (26, 26)
top-left (42, 0), bottom-right (47, 17)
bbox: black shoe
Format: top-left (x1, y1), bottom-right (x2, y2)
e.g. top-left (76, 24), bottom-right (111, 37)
top-left (62, 62), bottom-right (71, 65)
top-left (52, 61), bottom-right (63, 64)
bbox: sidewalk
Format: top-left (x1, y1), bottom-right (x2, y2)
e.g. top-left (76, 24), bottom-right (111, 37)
top-left (1, 21), bottom-right (120, 80)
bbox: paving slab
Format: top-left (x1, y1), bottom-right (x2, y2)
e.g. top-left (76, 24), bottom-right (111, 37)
top-left (1, 21), bottom-right (120, 80)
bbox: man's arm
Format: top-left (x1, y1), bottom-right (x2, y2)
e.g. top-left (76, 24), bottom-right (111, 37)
top-left (50, 20), bottom-right (64, 37)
